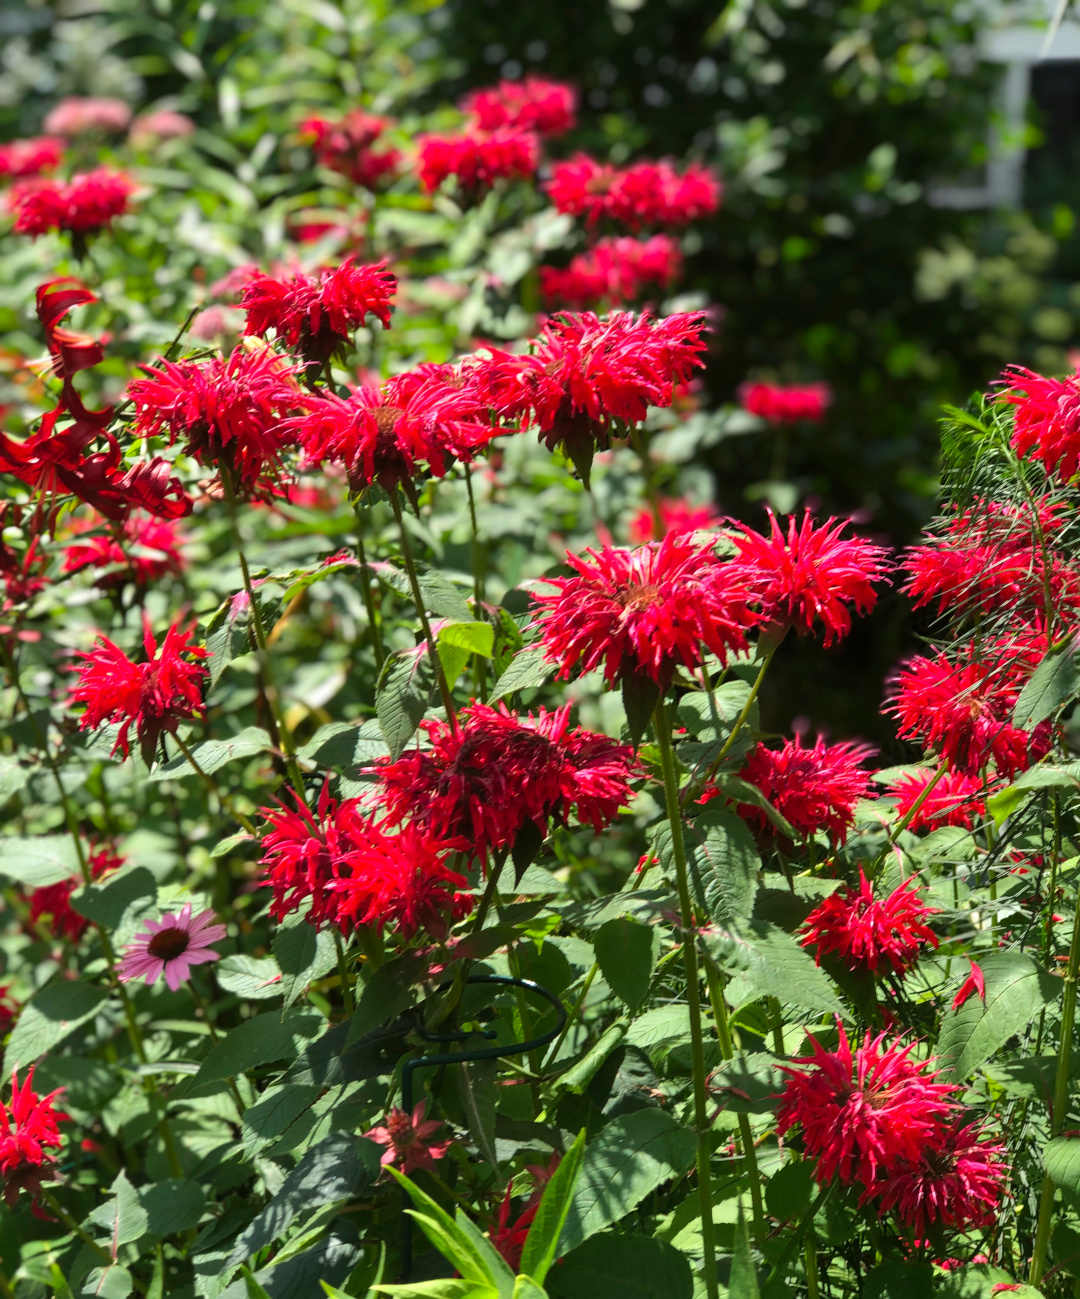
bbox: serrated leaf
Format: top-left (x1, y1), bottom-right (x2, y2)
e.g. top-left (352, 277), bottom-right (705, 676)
top-left (149, 726), bottom-right (273, 782)
top-left (457, 1059), bottom-right (500, 1171)
top-left (593, 917), bottom-right (659, 1014)
top-left (4, 978), bottom-right (110, 1073)
top-left (140, 1179), bottom-right (205, 1236)
top-left (0, 835), bottom-right (80, 888)
top-left (192, 1008), bottom-right (324, 1086)
top-left (210, 830), bottom-right (255, 858)
top-left (242, 1082), bottom-right (320, 1158)
top-left (1045, 1137), bottom-right (1080, 1191)
top-left (654, 810), bottom-right (760, 924)
top-left (492, 645), bottom-right (552, 700)
top-left (550, 1231), bottom-right (691, 1299)
top-left (622, 670), bottom-right (660, 749)
top-left (1013, 640), bottom-right (1080, 728)
top-left (216, 955), bottom-right (283, 1000)
top-left (71, 867), bottom-right (157, 931)
top-left (87, 1170), bottom-right (149, 1254)
top-left (82, 1266), bottom-right (133, 1299)
top-left (376, 645), bottom-right (437, 760)
top-left (707, 1051), bottom-right (782, 1115)
top-left (274, 919), bottom-right (338, 1010)
top-left (702, 921), bottom-right (840, 1014)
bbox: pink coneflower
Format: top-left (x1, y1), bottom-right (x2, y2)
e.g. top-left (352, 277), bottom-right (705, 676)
top-left (118, 904), bottom-right (226, 991)
top-left (364, 1101), bottom-right (451, 1175)
top-left (800, 869), bottom-right (939, 977)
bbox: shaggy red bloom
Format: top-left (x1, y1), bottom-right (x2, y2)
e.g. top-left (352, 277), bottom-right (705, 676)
top-left (545, 155), bottom-right (720, 229)
top-left (800, 870), bottom-right (939, 976)
top-left (886, 768), bottom-right (987, 833)
top-left (739, 380), bottom-right (832, 424)
top-left (416, 128), bottom-right (540, 193)
top-left (70, 616), bottom-right (208, 763)
top-left (628, 497), bottom-right (722, 543)
top-left (540, 235), bottom-right (683, 309)
top-left (888, 646), bottom-right (1050, 779)
top-left (491, 1155), bottom-right (561, 1270)
top-left (777, 1024), bottom-right (956, 1190)
top-left (731, 510), bottom-right (891, 646)
top-left (25, 841), bottom-right (121, 942)
top-left (0, 1069), bottom-right (66, 1210)
top-left (8, 169), bottom-right (134, 236)
top-left (999, 364), bottom-right (1080, 482)
top-left (473, 310), bottom-right (706, 476)
top-left (62, 512), bottom-right (185, 588)
top-left (463, 77), bottom-right (577, 135)
top-left (329, 819), bottom-right (471, 939)
top-left (533, 533), bottom-right (751, 688)
top-left (952, 959), bottom-right (986, 1011)
top-left (127, 345), bottom-right (302, 489)
top-left (299, 111), bottom-right (401, 189)
top-left (240, 259), bottom-right (396, 365)
top-left (736, 736), bottom-right (875, 845)
top-left (364, 1102), bottom-right (451, 1176)
top-left (0, 138), bottom-right (63, 180)
top-left (877, 1121), bottom-right (1006, 1236)
top-left (379, 701), bottom-right (637, 859)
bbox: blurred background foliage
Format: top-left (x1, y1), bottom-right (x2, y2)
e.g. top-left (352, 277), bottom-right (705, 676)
top-left (2, 0), bottom-right (1077, 750)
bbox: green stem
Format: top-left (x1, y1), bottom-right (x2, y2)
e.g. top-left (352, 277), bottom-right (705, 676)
top-left (654, 694), bottom-right (718, 1299)
top-left (171, 733), bottom-right (258, 837)
top-left (804, 1233), bottom-right (820, 1299)
top-left (693, 648), bottom-right (775, 802)
top-left (541, 963), bottom-right (597, 1076)
top-left (335, 930), bottom-right (355, 1016)
top-left (353, 501), bottom-right (385, 673)
top-left (464, 467), bottom-right (488, 702)
top-left (40, 1190), bottom-right (113, 1265)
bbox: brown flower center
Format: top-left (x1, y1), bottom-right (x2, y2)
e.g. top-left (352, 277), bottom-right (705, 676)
top-left (616, 583), bottom-right (660, 611)
top-left (372, 405), bottom-right (404, 437)
top-left (147, 927), bottom-right (190, 961)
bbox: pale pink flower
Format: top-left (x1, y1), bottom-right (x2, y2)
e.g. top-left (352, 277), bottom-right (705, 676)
top-left (118, 904), bottom-right (226, 991)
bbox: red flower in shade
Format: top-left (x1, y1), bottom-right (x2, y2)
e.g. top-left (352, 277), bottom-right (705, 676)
top-left (472, 310), bottom-right (706, 477)
top-left (126, 345), bottom-right (302, 490)
top-left (287, 364), bottom-right (497, 493)
top-left (240, 259), bottom-right (396, 366)
top-left (364, 1101), bottom-right (451, 1176)
top-left (533, 534), bottom-right (751, 689)
top-left (0, 1069), bottom-right (66, 1210)
top-left (887, 644), bottom-right (1050, 779)
top-left (25, 841), bottom-right (121, 942)
top-left (739, 381), bottom-right (832, 424)
top-left (69, 616), bottom-right (208, 763)
top-left (463, 77), bottom-right (577, 135)
top-left (378, 701), bottom-right (638, 860)
top-left (877, 1121), bottom-right (1007, 1236)
top-left (299, 111), bottom-right (401, 189)
top-left (998, 364), bottom-right (1080, 482)
top-left (8, 169), bottom-right (134, 236)
top-left (259, 784), bottom-right (370, 927)
top-left (491, 1154), bottom-right (562, 1270)
top-left (886, 768), bottom-right (988, 834)
top-left (800, 870), bottom-right (939, 976)
top-left (731, 510), bottom-right (890, 646)
top-left (734, 735), bottom-right (875, 845)
top-left (329, 819), bottom-right (472, 940)
top-left (0, 138), bottom-right (63, 180)
top-left (777, 1024), bottom-right (957, 1190)
top-left (0, 988), bottom-right (18, 1038)
top-left (628, 497), bottom-right (721, 544)
top-left (952, 959), bottom-right (986, 1011)
top-left (540, 235), bottom-right (683, 310)
top-left (545, 155), bottom-right (720, 229)
top-left (416, 128), bottom-right (540, 194)
top-left (62, 511), bottom-right (185, 588)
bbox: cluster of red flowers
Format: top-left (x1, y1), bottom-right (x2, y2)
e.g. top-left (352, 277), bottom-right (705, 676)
top-left (999, 363), bottom-right (1080, 483)
top-left (801, 870), bottom-right (938, 975)
top-left (461, 77), bottom-right (576, 136)
top-left (545, 155), bottom-right (720, 230)
top-left (0, 1070), bottom-right (66, 1211)
top-left (416, 128), bottom-right (540, 194)
top-left (62, 512), bottom-right (186, 589)
top-left (299, 110), bottom-right (401, 189)
top-left (885, 766), bottom-right (988, 833)
top-left (377, 701), bottom-right (638, 861)
top-left (0, 137), bottom-right (63, 180)
top-left (7, 169), bottom-right (134, 237)
top-left (738, 380), bottom-right (832, 424)
top-left (627, 496), bottom-right (721, 543)
top-left (778, 1025), bottom-right (1005, 1235)
top-left (540, 235), bottom-right (682, 309)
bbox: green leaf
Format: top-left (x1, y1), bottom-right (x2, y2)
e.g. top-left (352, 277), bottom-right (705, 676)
top-left (707, 1052), bottom-right (781, 1115)
top-left (764, 1160), bottom-right (815, 1222)
top-left (71, 867), bottom-right (157, 931)
top-left (1044, 1137), bottom-right (1080, 1191)
top-left (4, 978), bottom-right (110, 1073)
top-left (547, 1231), bottom-right (691, 1299)
top-left (227, 1134), bottom-right (381, 1265)
top-left (554, 1023), bottom-right (628, 1096)
top-left (346, 951), bottom-right (427, 1046)
top-left (512, 1279), bottom-right (547, 1299)
top-left (82, 1266), bottom-right (133, 1299)
top-left (0, 835), bottom-right (81, 888)
top-left (593, 917), bottom-right (659, 1014)
top-left (492, 645), bottom-right (553, 700)
top-left (437, 620), bottom-right (494, 677)
top-left (559, 1110), bottom-right (696, 1253)
top-left (210, 831), bottom-right (255, 859)
top-left (149, 727), bottom-right (274, 781)
top-left (457, 1058), bottom-right (500, 1171)
top-left (702, 921), bottom-right (840, 1014)
top-left (274, 919), bottom-right (338, 1010)
top-left (192, 1008), bottom-right (324, 1086)
top-left (242, 1082), bottom-right (320, 1158)
top-left (87, 1170), bottom-right (149, 1253)
top-left (937, 950), bottom-right (1059, 1083)
top-left (729, 1204), bottom-right (760, 1299)
top-left (376, 646), bottom-right (437, 760)
top-left (372, 563), bottom-right (472, 623)
top-left (521, 1129), bottom-right (586, 1285)
top-left (216, 955), bottom-right (283, 1000)
top-left (140, 1179), bottom-right (205, 1236)
top-left (241, 1266), bottom-right (274, 1299)
top-left (0, 757), bottom-right (29, 803)
top-left (388, 1169), bottom-right (512, 1294)
top-left (622, 670), bottom-right (660, 749)
top-left (1013, 640), bottom-right (1080, 728)
top-left (655, 809), bottom-right (760, 923)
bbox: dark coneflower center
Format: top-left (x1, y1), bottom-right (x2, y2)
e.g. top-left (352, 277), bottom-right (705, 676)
top-left (147, 926), bottom-right (190, 961)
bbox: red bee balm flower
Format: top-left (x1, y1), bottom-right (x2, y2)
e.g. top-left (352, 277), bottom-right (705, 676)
top-left (127, 345), bottom-right (302, 490)
top-left (25, 841), bottom-right (121, 942)
top-left (731, 510), bottom-right (891, 646)
top-left (378, 701), bottom-right (637, 859)
top-left (463, 77), bottom-right (577, 135)
top-left (777, 1024), bottom-right (957, 1190)
top-left (240, 259), bottom-right (396, 366)
top-left (540, 235), bottom-right (683, 310)
top-left (533, 533), bottom-right (751, 689)
top-left (299, 111), bottom-right (401, 189)
top-left (364, 1102), bottom-right (451, 1176)
top-left (800, 870), bottom-right (939, 976)
top-left (998, 364), bottom-right (1080, 482)
top-left (8, 169), bottom-right (134, 236)
top-left (0, 1069), bottom-right (66, 1209)
top-left (886, 768), bottom-right (988, 833)
top-left (545, 155), bottom-right (720, 229)
top-left (0, 137), bottom-right (64, 180)
top-left (62, 511), bottom-right (186, 588)
top-left (70, 616), bottom-right (208, 763)
top-left (876, 1121), bottom-right (1007, 1236)
top-left (736, 736), bottom-right (875, 845)
top-left (416, 128), bottom-right (540, 193)
top-left (738, 381), bottom-right (832, 424)
top-left (628, 497), bottom-right (721, 544)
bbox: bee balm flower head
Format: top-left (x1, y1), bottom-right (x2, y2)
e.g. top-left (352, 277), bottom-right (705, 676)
top-left (800, 869), bottom-right (939, 976)
top-left (0, 1069), bottom-right (66, 1210)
